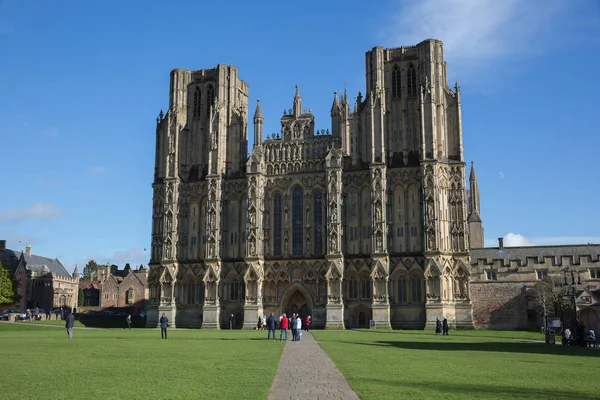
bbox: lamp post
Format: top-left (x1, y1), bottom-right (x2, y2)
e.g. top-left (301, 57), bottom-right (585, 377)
top-left (563, 266), bottom-right (581, 340)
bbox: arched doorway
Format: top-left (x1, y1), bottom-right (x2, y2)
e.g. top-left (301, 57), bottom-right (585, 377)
top-left (280, 283), bottom-right (314, 321)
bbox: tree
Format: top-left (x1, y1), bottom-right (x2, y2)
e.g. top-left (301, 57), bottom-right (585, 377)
top-left (0, 262), bottom-right (16, 305)
top-left (78, 288), bottom-right (84, 307)
top-left (83, 260), bottom-right (99, 280)
top-left (534, 276), bottom-right (570, 326)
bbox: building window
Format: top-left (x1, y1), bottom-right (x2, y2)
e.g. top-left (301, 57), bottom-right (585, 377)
top-left (59, 295), bottom-right (66, 306)
top-left (206, 84), bottom-right (215, 113)
top-left (292, 186), bottom-right (303, 256)
top-left (411, 276), bottom-right (422, 302)
top-left (536, 270), bottom-right (548, 280)
top-left (348, 277), bottom-right (358, 299)
top-left (193, 85), bottom-right (201, 118)
top-left (126, 289), bottom-right (134, 304)
top-left (360, 276), bottom-right (371, 299)
top-left (273, 194), bottom-right (282, 256)
top-left (407, 63), bottom-right (417, 97)
top-left (590, 269), bottom-right (600, 279)
top-left (392, 64), bottom-right (401, 98)
top-left (229, 281), bottom-right (239, 301)
top-left (486, 270), bottom-right (497, 281)
top-left (397, 277), bottom-right (407, 304)
top-left (313, 191), bottom-right (323, 255)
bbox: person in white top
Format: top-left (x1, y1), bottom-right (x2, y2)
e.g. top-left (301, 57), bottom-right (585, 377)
top-left (295, 315), bottom-right (302, 341)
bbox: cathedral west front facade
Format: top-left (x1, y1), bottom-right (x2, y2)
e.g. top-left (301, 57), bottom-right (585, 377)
top-left (146, 39), bottom-right (485, 329)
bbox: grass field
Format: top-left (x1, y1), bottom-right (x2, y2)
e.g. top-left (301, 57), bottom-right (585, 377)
top-left (0, 323), bottom-right (283, 400)
top-left (2, 323), bottom-right (598, 400)
top-left (312, 330), bottom-right (600, 400)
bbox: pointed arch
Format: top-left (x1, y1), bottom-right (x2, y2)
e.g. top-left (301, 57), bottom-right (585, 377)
top-left (392, 64), bottom-right (401, 98)
top-left (193, 85), bottom-right (201, 118)
top-left (407, 63), bottom-right (417, 97)
top-left (292, 185), bottom-right (304, 256)
top-left (206, 84), bottom-right (215, 113)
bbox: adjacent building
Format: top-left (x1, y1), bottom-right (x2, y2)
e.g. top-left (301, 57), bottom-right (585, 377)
top-left (0, 240), bottom-right (79, 311)
top-left (97, 264), bottom-right (148, 312)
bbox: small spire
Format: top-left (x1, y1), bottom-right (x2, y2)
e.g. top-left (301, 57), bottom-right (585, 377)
top-left (253, 99), bottom-right (263, 120)
top-left (330, 91), bottom-right (339, 113)
top-left (343, 87), bottom-right (348, 104)
top-left (293, 84), bottom-right (302, 117)
top-left (469, 160), bottom-right (477, 182)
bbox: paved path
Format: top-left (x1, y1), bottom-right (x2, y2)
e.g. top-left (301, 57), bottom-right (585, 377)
top-left (267, 331), bottom-right (360, 400)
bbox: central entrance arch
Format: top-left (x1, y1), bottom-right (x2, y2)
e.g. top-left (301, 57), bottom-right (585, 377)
top-left (279, 282), bottom-right (314, 321)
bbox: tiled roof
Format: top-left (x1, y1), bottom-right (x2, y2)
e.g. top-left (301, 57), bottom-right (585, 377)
top-left (21, 252), bottom-right (71, 278)
top-left (0, 249), bottom-right (21, 274)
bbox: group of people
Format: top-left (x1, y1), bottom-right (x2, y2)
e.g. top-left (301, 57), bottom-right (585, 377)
top-left (435, 317), bottom-right (449, 336)
top-left (561, 325), bottom-right (597, 347)
top-left (262, 312), bottom-right (311, 341)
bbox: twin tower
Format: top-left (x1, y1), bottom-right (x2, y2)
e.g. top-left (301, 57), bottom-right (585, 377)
top-left (147, 39), bottom-right (484, 330)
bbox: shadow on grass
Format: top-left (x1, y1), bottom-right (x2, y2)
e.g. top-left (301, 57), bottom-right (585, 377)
top-left (354, 378), bottom-right (586, 400)
top-left (340, 339), bottom-right (600, 358)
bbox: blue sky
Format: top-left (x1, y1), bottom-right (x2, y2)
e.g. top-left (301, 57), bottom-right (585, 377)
top-left (1, 0), bottom-right (599, 273)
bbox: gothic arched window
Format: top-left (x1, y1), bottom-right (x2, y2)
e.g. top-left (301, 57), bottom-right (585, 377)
top-left (313, 191), bottom-right (323, 255)
top-left (206, 84), bottom-right (215, 113)
top-left (360, 275), bottom-right (371, 299)
top-left (273, 193), bottom-right (282, 256)
top-left (407, 63), bottom-right (417, 97)
top-left (396, 276), bottom-right (407, 304)
top-left (292, 186), bottom-right (303, 256)
top-left (392, 65), bottom-right (401, 98)
top-left (411, 275), bottom-right (422, 302)
top-left (193, 86), bottom-right (201, 118)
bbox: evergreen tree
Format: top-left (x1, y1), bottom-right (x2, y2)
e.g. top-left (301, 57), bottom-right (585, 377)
top-left (82, 260), bottom-right (99, 280)
top-left (0, 262), bottom-right (15, 304)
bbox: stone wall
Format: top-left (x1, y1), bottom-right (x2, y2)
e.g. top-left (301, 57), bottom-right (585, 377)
top-left (470, 282), bottom-right (530, 329)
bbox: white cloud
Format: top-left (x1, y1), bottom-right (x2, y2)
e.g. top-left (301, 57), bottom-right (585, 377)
top-left (499, 172), bottom-right (504, 179)
top-left (485, 233), bottom-right (600, 247)
top-left (0, 202), bottom-right (61, 222)
top-left (90, 166), bottom-right (107, 174)
top-left (387, 0), bottom-right (576, 80)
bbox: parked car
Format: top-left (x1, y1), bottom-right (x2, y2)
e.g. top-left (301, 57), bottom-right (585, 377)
top-left (0, 309), bottom-right (23, 321)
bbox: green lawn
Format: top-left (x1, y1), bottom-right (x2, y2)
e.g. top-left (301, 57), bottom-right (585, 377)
top-left (312, 330), bottom-right (600, 400)
top-left (3, 323), bottom-right (598, 400)
top-left (0, 323), bottom-right (283, 400)
top-left (20, 319), bottom-right (86, 328)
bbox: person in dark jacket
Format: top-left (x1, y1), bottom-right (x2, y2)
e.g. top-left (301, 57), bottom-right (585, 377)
top-left (159, 313), bottom-right (169, 339)
top-left (65, 311), bottom-right (75, 339)
top-left (266, 313), bottom-right (276, 340)
top-left (435, 318), bottom-right (442, 335)
top-left (290, 313), bottom-right (297, 341)
top-left (442, 318), bottom-right (449, 336)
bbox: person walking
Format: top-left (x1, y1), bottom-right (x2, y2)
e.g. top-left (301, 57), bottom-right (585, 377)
top-left (290, 313), bottom-right (297, 341)
top-left (126, 314), bottom-right (132, 330)
top-left (279, 313), bottom-right (289, 341)
top-left (65, 311), bottom-right (75, 339)
top-left (295, 314), bottom-right (302, 341)
top-left (304, 315), bottom-right (311, 332)
top-left (160, 313), bottom-right (169, 339)
top-left (228, 314), bottom-right (234, 330)
top-left (435, 318), bottom-right (442, 335)
top-left (266, 313), bottom-right (276, 341)
top-left (442, 317), bottom-right (449, 336)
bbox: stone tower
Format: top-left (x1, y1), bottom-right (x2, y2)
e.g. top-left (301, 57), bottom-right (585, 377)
top-left (467, 161), bottom-right (484, 248)
top-left (147, 65), bottom-right (249, 328)
top-left (146, 39), bottom-right (475, 330)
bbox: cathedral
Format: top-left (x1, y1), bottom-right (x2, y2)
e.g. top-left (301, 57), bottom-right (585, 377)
top-left (146, 38), bottom-right (600, 332)
top-left (146, 39), bottom-right (481, 330)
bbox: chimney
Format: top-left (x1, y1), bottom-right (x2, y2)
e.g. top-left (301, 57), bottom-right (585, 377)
top-left (498, 237), bottom-right (504, 250)
top-left (0, 240), bottom-right (5, 253)
top-left (25, 244), bottom-right (32, 256)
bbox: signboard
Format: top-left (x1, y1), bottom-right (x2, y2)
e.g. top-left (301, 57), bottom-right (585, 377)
top-left (546, 316), bottom-right (562, 328)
